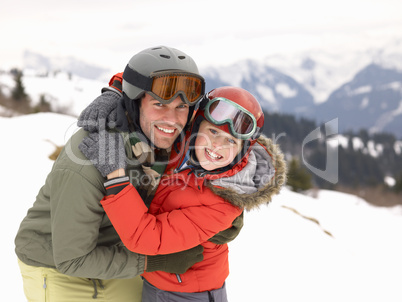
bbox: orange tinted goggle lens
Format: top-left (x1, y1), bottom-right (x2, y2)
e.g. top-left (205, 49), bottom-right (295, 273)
top-left (151, 75), bottom-right (204, 103)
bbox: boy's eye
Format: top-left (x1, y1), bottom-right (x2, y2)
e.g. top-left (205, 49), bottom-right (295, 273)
top-left (209, 129), bottom-right (218, 135)
top-left (227, 138), bottom-right (236, 144)
top-left (153, 102), bottom-right (163, 107)
top-left (177, 104), bottom-right (188, 109)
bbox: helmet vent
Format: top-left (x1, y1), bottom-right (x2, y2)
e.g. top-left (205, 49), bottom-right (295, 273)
top-left (160, 54), bottom-right (171, 59)
top-left (178, 56), bottom-right (186, 60)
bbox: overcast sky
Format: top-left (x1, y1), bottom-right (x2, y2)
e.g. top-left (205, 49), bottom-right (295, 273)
top-left (2, 0), bottom-right (402, 71)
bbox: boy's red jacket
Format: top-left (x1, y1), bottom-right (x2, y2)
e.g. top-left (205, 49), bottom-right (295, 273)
top-left (100, 133), bottom-right (287, 293)
top-left (102, 161), bottom-right (243, 292)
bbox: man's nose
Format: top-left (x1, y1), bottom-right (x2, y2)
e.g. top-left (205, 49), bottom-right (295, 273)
top-left (162, 111), bottom-right (178, 124)
top-left (162, 97), bottom-right (183, 122)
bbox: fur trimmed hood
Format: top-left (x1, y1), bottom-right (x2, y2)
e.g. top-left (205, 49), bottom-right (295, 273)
top-left (206, 135), bottom-right (287, 211)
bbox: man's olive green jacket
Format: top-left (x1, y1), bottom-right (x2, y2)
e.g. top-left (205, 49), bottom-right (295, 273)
top-left (15, 129), bottom-right (146, 279)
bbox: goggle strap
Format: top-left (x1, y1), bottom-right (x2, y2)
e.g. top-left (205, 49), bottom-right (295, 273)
top-left (198, 95), bottom-right (209, 111)
top-left (123, 65), bottom-right (153, 91)
top-left (251, 127), bottom-right (262, 140)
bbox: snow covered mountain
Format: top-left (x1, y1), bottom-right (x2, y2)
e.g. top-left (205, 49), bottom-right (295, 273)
top-left (23, 50), bottom-right (110, 82)
top-left (202, 60), bottom-right (315, 116)
top-left (200, 40), bottom-right (402, 137)
top-left (2, 40), bottom-right (402, 137)
top-left (315, 64), bottom-right (402, 135)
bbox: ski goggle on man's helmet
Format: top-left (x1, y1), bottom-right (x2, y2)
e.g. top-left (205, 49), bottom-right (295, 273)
top-left (122, 46), bottom-right (205, 106)
top-left (202, 87), bottom-right (264, 140)
top-left (124, 67), bottom-right (205, 105)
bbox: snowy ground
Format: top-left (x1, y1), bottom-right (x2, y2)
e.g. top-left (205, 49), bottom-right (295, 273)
top-left (1, 113), bottom-right (402, 302)
top-left (0, 71), bottom-right (103, 117)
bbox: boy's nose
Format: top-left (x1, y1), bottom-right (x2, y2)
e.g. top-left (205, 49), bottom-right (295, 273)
top-left (212, 136), bottom-right (225, 149)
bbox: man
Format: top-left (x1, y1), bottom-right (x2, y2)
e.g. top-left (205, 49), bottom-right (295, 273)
top-left (15, 46), bottom-right (242, 302)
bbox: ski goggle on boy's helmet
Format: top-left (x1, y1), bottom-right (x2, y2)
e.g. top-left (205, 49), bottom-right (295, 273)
top-left (122, 46), bottom-right (205, 105)
top-left (202, 87), bottom-right (264, 140)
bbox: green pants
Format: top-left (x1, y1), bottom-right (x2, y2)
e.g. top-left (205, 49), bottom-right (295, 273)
top-left (18, 259), bottom-right (143, 302)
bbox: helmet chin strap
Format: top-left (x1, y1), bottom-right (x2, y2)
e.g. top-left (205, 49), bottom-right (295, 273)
top-left (114, 93), bottom-right (155, 149)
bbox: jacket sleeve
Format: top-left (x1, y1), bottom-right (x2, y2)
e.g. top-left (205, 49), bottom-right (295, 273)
top-left (100, 184), bottom-right (243, 255)
top-left (48, 168), bottom-right (145, 279)
top-left (44, 128), bottom-right (147, 279)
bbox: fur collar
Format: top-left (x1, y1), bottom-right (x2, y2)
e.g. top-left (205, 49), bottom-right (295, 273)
top-left (206, 135), bottom-right (287, 211)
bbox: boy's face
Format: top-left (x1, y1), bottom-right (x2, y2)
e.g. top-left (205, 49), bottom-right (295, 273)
top-left (195, 120), bottom-right (243, 171)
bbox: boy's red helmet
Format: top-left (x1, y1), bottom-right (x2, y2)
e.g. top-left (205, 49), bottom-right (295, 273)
top-left (197, 86), bottom-right (264, 141)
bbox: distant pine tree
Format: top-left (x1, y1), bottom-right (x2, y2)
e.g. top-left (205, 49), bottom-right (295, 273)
top-left (32, 94), bottom-right (52, 113)
top-left (287, 157), bottom-right (313, 192)
top-left (395, 172), bottom-right (402, 193)
top-left (11, 69), bottom-right (28, 101)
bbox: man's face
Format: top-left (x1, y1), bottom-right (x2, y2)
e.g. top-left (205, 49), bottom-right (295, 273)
top-left (139, 93), bottom-right (189, 149)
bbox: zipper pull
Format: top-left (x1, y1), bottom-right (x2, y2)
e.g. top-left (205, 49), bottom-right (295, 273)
top-left (43, 277), bottom-right (47, 289)
top-left (176, 274), bottom-right (182, 283)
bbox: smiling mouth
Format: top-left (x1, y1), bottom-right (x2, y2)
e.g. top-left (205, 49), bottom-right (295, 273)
top-left (155, 125), bottom-right (176, 134)
top-left (205, 148), bottom-right (222, 160)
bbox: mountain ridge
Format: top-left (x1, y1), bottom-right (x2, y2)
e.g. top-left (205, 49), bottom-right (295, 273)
top-left (3, 43), bottom-right (402, 138)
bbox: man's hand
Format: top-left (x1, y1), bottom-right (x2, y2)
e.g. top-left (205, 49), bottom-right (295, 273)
top-left (145, 245), bottom-right (204, 274)
top-left (209, 212), bottom-right (244, 245)
top-left (79, 130), bottom-right (126, 177)
top-left (78, 91), bottom-right (121, 132)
